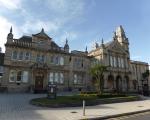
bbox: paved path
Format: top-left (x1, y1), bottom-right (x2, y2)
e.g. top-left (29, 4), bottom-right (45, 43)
top-left (0, 93), bottom-right (150, 120)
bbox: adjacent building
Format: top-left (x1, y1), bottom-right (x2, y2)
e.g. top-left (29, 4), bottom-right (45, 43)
top-left (0, 26), bottom-right (149, 93)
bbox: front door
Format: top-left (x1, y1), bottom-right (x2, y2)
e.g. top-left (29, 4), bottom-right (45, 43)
top-left (35, 74), bottom-right (44, 91)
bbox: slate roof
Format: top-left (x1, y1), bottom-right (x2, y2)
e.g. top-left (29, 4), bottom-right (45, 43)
top-left (19, 36), bottom-right (32, 42)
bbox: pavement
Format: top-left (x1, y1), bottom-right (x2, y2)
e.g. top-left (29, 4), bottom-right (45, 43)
top-left (0, 93), bottom-right (150, 120)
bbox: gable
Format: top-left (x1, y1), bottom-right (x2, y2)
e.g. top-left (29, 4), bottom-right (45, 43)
top-left (106, 40), bottom-right (127, 54)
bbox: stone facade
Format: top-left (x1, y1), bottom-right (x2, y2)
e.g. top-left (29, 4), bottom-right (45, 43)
top-left (2, 28), bottom-right (91, 92)
top-left (1, 25), bottom-right (149, 93)
top-left (88, 25), bottom-right (149, 93)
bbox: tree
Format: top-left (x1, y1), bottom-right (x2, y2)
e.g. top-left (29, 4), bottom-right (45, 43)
top-left (90, 64), bottom-right (107, 94)
top-left (142, 70), bottom-right (149, 80)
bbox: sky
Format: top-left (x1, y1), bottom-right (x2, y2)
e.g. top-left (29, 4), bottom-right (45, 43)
top-left (0, 0), bottom-right (150, 65)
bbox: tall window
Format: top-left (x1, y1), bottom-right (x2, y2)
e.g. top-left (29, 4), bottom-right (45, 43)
top-left (25, 52), bottom-right (31, 60)
top-left (54, 73), bottom-right (59, 83)
top-left (60, 57), bottom-right (64, 65)
top-left (118, 57), bottom-right (121, 68)
top-left (41, 55), bottom-right (45, 63)
top-left (22, 71), bottom-right (28, 83)
top-left (9, 70), bottom-right (16, 82)
top-left (17, 71), bottom-right (22, 82)
top-left (18, 52), bottom-right (24, 60)
top-left (110, 56), bottom-right (113, 67)
top-left (12, 51), bottom-right (17, 60)
top-left (113, 56), bottom-right (116, 67)
top-left (121, 58), bottom-right (124, 68)
top-left (74, 74), bottom-right (78, 84)
top-left (55, 56), bottom-right (59, 65)
top-left (49, 73), bottom-right (54, 84)
top-left (60, 73), bottom-right (64, 84)
top-left (36, 54), bottom-right (40, 62)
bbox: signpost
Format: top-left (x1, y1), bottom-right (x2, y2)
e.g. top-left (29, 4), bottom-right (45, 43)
top-left (47, 83), bottom-right (57, 99)
top-left (83, 100), bottom-right (85, 116)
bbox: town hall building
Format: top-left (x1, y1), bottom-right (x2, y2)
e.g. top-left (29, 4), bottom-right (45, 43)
top-left (0, 26), bottom-right (149, 93)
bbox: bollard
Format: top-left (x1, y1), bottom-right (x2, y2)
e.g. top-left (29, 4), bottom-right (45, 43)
top-left (83, 100), bottom-right (85, 116)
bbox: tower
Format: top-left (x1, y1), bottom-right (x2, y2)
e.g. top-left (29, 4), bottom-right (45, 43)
top-left (7, 26), bottom-right (13, 44)
top-left (64, 38), bottom-right (69, 53)
top-left (115, 25), bottom-right (129, 53)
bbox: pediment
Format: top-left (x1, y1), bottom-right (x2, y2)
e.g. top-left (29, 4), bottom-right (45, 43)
top-left (106, 40), bottom-right (127, 54)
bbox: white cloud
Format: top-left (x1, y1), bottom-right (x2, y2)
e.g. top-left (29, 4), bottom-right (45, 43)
top-left (21, 20), bottom-right (60, 34)
top-left (0, 0), bottom-right (22, 10)
top-left (46, 0), bottom-right (85, 21)
top-left (131, 56), bottom-right (142, 60)
top-left (0, 16), bottom-right (21, 52)
top-left (59, 31), bottom-right (77, 43)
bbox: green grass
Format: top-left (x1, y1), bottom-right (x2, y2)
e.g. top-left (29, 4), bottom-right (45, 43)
top-left (30, 94), bottom-right (140, 107)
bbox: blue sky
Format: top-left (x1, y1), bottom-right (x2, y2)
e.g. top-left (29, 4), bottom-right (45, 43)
top-left (0, 0), bottom-right (150, 64)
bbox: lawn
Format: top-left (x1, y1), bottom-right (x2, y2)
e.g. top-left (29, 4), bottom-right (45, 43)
top-left (30, 94), bottom-right (140, 107)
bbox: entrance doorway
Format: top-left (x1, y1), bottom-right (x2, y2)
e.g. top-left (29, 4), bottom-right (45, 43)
top-left (35, 72), bottom-right (44, 92)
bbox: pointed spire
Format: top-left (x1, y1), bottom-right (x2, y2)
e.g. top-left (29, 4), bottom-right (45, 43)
top-left (116, 25), bottom-right (125, 37)
top-left (101, 38), bottom-right (105, 48)
top-left (101, 38), bottom-right (104, 44)
top-left (85, 46), bottom-right (88, 53)
top-left (113, 31), bottom-right (117, 40)
top-left (65, 38), bottom-right (68, 44)
top-left (10, 26), bottom-right (12, 33)
top-left (41, 28), bottom-right (44, 33)
top-left (85, 46), bottom-right (87, 51)
top-left (95, 42), bottom-right (99, 48)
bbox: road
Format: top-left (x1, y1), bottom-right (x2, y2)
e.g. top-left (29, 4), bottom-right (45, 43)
top-left (108, 111), bottom-right (150, 120)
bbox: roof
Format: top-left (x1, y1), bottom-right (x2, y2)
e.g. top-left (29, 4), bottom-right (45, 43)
top-left (32, 29), bottom-right (52, 39)
top-left (19, 36), bottom-right (32, 42)
top-left (130, 60), bottom-right (149, 65)
top-left (0, 53), bottom-right (4, 65)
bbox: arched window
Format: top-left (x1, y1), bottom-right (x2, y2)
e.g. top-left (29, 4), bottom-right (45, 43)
top-left (12, 51), bottom-right (17, 60)
top-left (9, 70), bottom-right (17, 82)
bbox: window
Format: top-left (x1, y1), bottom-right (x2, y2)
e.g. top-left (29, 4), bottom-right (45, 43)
top-left (12, 51), bottom-right (17, 60)
top-left (50, 56), bottom-right (54, 64)
top-left (60, 73), bottom-right (64, 84)
top-left (118, 57), bottom-right (121, 68)
top-left (55, 56), bottom-right (59, 65)
top-left (36, 54), bottom-right (40, 62)
top-left (54, 73), bottom-right (59, 83)
top-left (121, 58), bottom-right (124, 68)
top-left (110, 56), bottom-right (113, 67)
top-left (25, 52), bottom-right (31, 60)
top-left (74, 74), bottom-right (77, 84)
top-left (113, 56), bottom-right (117, 67)
top-left (22, 71), bottom-right (28, 83)
top-left (41, 55), bottom-right (45, 63)
top-left (9, 70), bottom-right (16, 82)
top-left (49, 73), bottom-right (54, 84)
top-left (17, 71), bottom-right (22, 82)
top-left (36, 54), bottom-right (45, 63)
top-left (60, 57), bottom-right (64, 65)
top-left (18, 52), bottom-right (24, 60)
